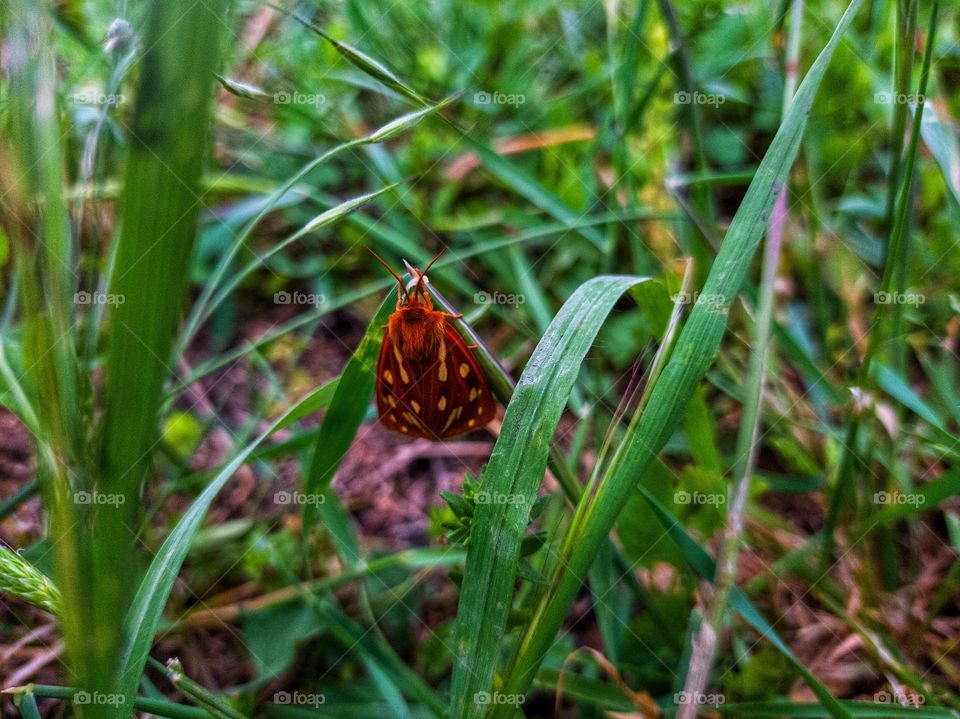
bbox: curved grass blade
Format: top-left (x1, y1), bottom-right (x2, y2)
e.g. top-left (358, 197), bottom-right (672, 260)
top-left (449, 275), bottom-right (654, 719)
top-left (115, 387), bottom-right (338, 711)
top-left (491, 1), bottom-right (865, 715)
top-left (173, 210), bottom-right (672, 392)
top-left (270, 3), bottom-right (428, 106)
top-left (206, 183), bottom-right (399, 318)
top-left (274, 379), bottom-right (339, 431)
top-left (179, 97), bottom-right (457, 355)
top-left (301, 293), bottom-right (393, 545)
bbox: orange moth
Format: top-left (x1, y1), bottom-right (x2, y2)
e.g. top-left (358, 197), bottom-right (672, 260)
top-left (368, 248), bottom-right (494, 439)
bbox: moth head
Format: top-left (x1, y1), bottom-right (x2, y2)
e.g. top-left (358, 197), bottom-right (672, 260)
top-left (367, 247), bottom-right (446, 311)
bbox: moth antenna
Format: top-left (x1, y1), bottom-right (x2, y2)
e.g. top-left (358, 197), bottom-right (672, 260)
top-left (413, 247), bottom-right (447, 299)
top-left (367, 247), bottom-right (410, 301)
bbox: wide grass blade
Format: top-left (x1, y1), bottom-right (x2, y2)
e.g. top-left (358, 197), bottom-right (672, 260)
top-left (487, 1), bottom-right (865, 715)
top-left (449, 275), bottom-right (654, 718)
top-left (92, 2), bottom-right (225, 712)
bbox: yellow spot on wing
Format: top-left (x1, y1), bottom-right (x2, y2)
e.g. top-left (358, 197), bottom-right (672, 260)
top-left (459, 363), bottom-right (470, 378)
top-left (439, 338), bottom-right (448, 381)
top-left (393, 341), bottom-right (410, 383)
top-left (469, 387), bottom-right (477, 401)
top-left (438, 396), bottom-right (447, 411)
top-left (411, 400), bottom-right (421, 413)
top-left (441, 406), bottom-right (463, 434)
top-left (383, 369), bottom-right (394, 385)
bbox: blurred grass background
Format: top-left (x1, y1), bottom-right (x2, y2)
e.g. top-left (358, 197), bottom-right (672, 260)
top-left (1, 0), bottom-right (959, 717)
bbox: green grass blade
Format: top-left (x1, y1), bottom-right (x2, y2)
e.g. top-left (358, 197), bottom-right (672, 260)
top-left (632, 486), bottom-right (855, 718)
top-left (822, 0), bottom-right (939, 566)
top-left (712, 701), bottom-right (956, 718)
top-left (448, 275), bottom-right (653, 719)
top-left (94, 2), bottom-right (225, 709)
top-left (301, 294), bottom-right (393, 546)
top-left (919, 102), bottom-right (960, 209)
top-left (206, 183), bottom-right (399, 319)
top-left (274, 379), bottom-right (339, 431)
top-left (492, 1), bottom-right (865, 715)
top-left (179, 97), bottom-right (457, 354)
top-left (115, 388), bottom-right (329, 711)
top-left (274, 5), bottom-right (428, 105)
top-left (866, 467), bottom-right (960, 526)
top-left (873, 363), bottom-right (945, 432)
top-left (148, 658), bottom-right (248, 719)
top-left (2, 686), bottom-right (215, 719)
top-left (15, 693), bottom-right (42, 719)
top-left (1, 3), bottom-right (84, 685)
top-left (456, 134), bottom-right (606, 249)
top-left (262, 539), bottom-right (441, 717)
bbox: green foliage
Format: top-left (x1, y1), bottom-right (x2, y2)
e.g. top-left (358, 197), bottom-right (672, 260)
top-left (1, 0), bottom-right (958, 717)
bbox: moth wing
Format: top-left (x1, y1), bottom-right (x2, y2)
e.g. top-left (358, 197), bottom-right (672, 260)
top-left (376, 327), bottom-right (417, 436)
top-left (429, 321), bottom-right (495, 438)
top-left (375, 324), bottom-right (446, 438)
top-left (375, 318), bottom-right (495, 439)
